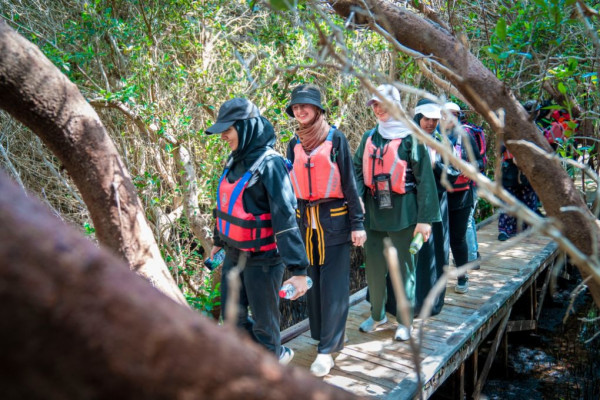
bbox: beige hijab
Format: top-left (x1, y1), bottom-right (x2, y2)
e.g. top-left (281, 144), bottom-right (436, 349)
top-left (296, 110), bottom-right (331, 153)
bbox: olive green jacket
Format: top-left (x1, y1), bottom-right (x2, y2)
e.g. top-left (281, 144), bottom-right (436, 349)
top-left (352, 127), bottom-right (441, 232)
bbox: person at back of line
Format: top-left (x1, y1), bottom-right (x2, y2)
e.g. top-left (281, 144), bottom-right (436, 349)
top-left (497, 101), bottom-right (540, 241)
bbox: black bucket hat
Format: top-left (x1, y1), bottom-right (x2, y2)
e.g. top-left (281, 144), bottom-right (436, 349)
top-left (285, 84), bottom-right (325, 117)
top-left (205, 98), bottom-right (260, 134)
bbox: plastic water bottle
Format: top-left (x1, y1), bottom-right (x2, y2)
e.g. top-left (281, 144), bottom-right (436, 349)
top-left (279, 276), bottom-right (313, 299)
top-left (409, 233), bottom-right (424, 255)
top-left (204, 248), bottom-right (225, 271)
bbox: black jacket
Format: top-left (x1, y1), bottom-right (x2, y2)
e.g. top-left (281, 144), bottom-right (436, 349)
top-left (214, 116), bottom-right (309, 275)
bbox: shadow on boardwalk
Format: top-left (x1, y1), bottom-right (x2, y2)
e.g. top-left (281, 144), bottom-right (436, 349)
top-left (283, 216), bottom-right (560, 399)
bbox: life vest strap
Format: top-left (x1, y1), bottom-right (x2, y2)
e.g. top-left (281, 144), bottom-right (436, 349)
top-left (220, 234), bottom-right (276, 250)
top-left (215, 209), bottom-right (272, 228)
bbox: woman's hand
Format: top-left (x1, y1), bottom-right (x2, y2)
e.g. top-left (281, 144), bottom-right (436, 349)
top-left (352, 230), bottom-right (367, 247)
top-left (282, 275), bottom-right (311, 301)
top-left (210, 246), bottom-right (223, 258)
top-left (414, 223), bottom-right (432, 242)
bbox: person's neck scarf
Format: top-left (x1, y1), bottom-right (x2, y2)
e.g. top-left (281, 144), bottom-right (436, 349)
top-left (296, 111), bottom-right (331, 153)
top-left (378, 118), bottom-right (412, 140)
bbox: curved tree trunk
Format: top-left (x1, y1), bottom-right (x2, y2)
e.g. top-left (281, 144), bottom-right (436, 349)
top-left (0, 20), bottom-right (186, 306)
top-left (0, 172), bottom-right (356, 400)
top-left (329, 0), bottom-right (600, 306)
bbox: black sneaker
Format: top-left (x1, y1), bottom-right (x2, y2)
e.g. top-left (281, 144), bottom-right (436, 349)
top-left (498, 232), bottom-right (509, 241)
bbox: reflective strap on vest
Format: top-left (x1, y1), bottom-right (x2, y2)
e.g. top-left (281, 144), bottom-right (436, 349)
top-left (214, 209), bottom-right (273, 228)
top-left (220, 233), bottom-right (275, 250)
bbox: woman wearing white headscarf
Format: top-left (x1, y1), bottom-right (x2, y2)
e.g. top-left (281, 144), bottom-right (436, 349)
top-left (353, 84), bottom-right (441, 341)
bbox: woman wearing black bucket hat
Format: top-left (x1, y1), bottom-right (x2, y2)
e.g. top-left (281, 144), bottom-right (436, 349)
top-left (285, 84), bottom-right (366, 377)
top-left (206, 98), bottom-right (310, 366)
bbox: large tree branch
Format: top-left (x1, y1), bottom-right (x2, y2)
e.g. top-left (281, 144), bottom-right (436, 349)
top-left (0, 171), bottom-right (357, 399)
top-left (0, 19), bottom-right (187, 306)
top-left (329, 0), bottom-right (600, 306)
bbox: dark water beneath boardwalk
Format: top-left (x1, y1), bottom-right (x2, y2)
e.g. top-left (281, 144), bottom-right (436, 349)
top-left (482, 270), bottom-right (600, 400)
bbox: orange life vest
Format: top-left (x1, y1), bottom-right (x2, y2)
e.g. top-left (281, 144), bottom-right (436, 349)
top-left (290, 128), bottom-right (344, 201)
top-left (362, 130), bottom-right (413, 194)
top-left (449, 134), bottom-right (471, 192)
top-left (215, 150), bottom-right (277, 252)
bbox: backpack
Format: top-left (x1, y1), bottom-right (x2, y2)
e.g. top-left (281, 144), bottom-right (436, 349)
top-left (462, 123), bottom-right (487, 171)
top-left (541, 109), bottom-right (578, 145)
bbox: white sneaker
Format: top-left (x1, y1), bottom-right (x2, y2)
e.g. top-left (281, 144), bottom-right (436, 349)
top-left (455, 280), bottom-right (469, 294)
top-left (310, 353), bottom-right (334, 377)
top-left (359, 316), bottom-right (388, 332)
top-left (278, 346), bottom-right (294, 366)
top-left (394, 324), bottom-right (413, 341)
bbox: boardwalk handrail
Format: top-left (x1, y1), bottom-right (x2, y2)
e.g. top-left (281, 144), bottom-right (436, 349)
top-left (386, 241), bottom-right (559, 400)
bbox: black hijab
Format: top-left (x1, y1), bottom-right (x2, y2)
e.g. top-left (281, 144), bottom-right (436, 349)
top-left (228, 116), bottom-right (276, 174)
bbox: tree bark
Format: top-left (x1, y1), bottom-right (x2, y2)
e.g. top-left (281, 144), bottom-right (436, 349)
top-left (0, 20), bottom-right (187, 306)
top-left (0, 172), bottom-right (357, 400)
top-left (329, 0), bottom-right (600, 306)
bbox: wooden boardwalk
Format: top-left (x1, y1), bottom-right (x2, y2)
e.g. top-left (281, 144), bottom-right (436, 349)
top-left (283, 217), bottom-right (560, 399)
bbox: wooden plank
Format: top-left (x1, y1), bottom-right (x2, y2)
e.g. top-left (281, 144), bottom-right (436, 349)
top-left (323, 369), bottom-right (392, 398)
top-left (388, 241), bottom-right (559, 400)
top-left (473, 309), bottom-right (512, 399)
top-left (506, 319), bottom-right (537, 332)
top-left (283, 215), bottom-right (559, 400)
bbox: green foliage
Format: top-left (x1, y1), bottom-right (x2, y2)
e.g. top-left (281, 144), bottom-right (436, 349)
top-left (186, 278), bottom-right (221, 317)
top-left (475, 197), bottom-right (494, 223)
top-left (480, 0), bottom-right (597, 105)
top-left (269, 0), bottom-right (302, 11)
top-left (83, 221), bottom-right (96, 236)
top-left (4, 0), bottom-right (599, 310)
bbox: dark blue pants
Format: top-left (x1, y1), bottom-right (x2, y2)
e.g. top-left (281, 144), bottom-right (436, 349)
top-left (220, 255), bottom-right (285, 357)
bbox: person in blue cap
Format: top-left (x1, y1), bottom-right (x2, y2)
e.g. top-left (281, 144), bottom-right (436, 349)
top-left (285, 84), bottom-right (366, 377)
top-left (206, 98), bottom-right (310, 365)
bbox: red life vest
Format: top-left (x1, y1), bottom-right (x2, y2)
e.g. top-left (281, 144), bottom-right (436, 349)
top-left (215, 150), bottom-right (277, 252)
top-left (290, 128), bottom-right (344, 201)
top-left (362, 130), bottom-right (412, 194)
top-left (449, 134), bottom-right (471, 192)
top-left (502, 147), bottom-right (514, 162)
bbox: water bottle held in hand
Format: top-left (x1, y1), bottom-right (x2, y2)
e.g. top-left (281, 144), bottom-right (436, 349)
top-left (409, 233), bottom-right (424, 255)
top-left (279, 276), bottom-right (313, 299)
top-left (204, 248), bottom-right (225, 271)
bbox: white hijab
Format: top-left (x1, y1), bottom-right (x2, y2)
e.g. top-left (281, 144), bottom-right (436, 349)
top-left (378, 118), bottom-right (412, 140)
top-left (368, 84), bottom-right (412, 140)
